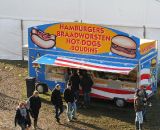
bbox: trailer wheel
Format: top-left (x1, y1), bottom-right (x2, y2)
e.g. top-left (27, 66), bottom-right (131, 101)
top-left (36, 83), bottom-right (48, 94)
top-left (114, 98), bottom-right (125, 107)
top-left (36, 84), bottom-right (44, 93)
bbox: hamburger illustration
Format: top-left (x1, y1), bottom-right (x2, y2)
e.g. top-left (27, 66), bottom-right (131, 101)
top-left (111, 35), bottom-right (136, 58)
top-left (31, 28), bottom-right (56, 49)
top-left (151, 58), bottom-right (156, 67)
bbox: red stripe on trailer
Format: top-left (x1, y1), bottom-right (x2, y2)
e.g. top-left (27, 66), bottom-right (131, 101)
top-left (146, 85), bottom-right (151, 90)
top-left (56, 58), bottom-right (131, 71)
top-left (127, 99), bottom-right (134, 103)
top-left (92, 86), bottom-right (135, 94)
top-left (140, 74), bottom-right (150, 80)
top-left (90, 93), bottom-right (110, 99)
top-left (54, 62), bottom-right (79, 68)
top-left (139, 85), bottom-right (151, 90)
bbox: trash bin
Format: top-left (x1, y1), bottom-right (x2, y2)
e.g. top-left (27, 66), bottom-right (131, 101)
top-left (26, 77), bottom-right (36, 98)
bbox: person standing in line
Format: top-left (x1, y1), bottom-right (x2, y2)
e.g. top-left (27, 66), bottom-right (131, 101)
top-left (64, 81), bottom-right (77, 122)
top-left (134, 89), bottom-right (144, 130)
top-left (69, 69), bottom-right (80, 104)
top-left (14, 101), bottom-right (31, 130)
top-left (51, 84), bottom-right (63, 123)
top-left (28, 91), bottom-right (41, 129)
top-left (80, 71), bottom-right (93, 108)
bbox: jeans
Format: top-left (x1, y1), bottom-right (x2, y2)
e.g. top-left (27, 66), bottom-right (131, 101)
top-left (66, 102), bottom-right (77, 120)
top-left (54, 105), bottom-right (63, 119)
top-left (84, 92), bottom-right (90, 106)
top-left (135, 111), bottom-right (143, 124)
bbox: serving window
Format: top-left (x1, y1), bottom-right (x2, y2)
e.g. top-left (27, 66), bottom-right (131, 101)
top-left (92, 68), bottom-right (137, 83)
top-left (90, 68), bottom-right (137, 89)
top-left (45, 65), bottom-right (65, 82)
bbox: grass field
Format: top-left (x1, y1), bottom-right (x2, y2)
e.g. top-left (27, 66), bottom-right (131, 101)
top-left (0, 60), bottom-right (160, 130)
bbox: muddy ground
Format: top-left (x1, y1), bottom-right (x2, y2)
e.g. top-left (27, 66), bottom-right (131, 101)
top-left (0, 60), bottom-right (160, 130)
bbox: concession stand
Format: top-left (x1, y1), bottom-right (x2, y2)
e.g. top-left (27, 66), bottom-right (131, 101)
top-left (28, 22), bottom-right (158, 107)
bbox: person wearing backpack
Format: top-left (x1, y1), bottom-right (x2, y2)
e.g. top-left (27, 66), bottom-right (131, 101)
top-left (28, 91), bottom-right (41, 129)
top-left (51, 84), bottom-right (63, 123)
top-left (14, 101), bottom-right (31, 130)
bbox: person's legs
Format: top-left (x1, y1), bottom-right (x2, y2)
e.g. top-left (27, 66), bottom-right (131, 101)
top-left (143, 105), bottom-right (147, 122)
top-left (75, 91), bottom-right (79, 101)
top-left (58, 105), bottom-right (63, 117)
top-left (86, 92), bottom-right (91, 106)
top-left (135, 112), bottom-right (139, 130)
top-left (67, 102), bottom-right (72, 121)
top-left (74, 91), bottom-right (79, 106)
top-left (19, 123), bottom-right (26, 130)
top-left (84, 92), bottom-right (87, 107)
top-left (31, 110), bottom-right (39, 128)
top-left (84, 92), bottom-right (90, 107)
top-left (54, 105), bottom-right (59, 121)
top-left (72, 102), bottom-right (77, 119)
top-left (33, 111), bottom-right (39, 128)
top-left (136, 111), bottom-right (143, 130)
top-left (138, 111), bottom-right (143, 130)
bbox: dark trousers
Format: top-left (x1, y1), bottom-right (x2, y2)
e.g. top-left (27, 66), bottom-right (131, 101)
top-left (54, 105), bottom-right (63, 119)
top-left (84, 92), bottom-right (90, 106)
top-left (18, 119), bottom-right (30, 130)
top-left (143, 105), bottom-right (147, 121)
top-left (30, 110), bottom-right (39, 127)
top-left (74, 91), bottom-right (79, 99)
top-left (30, 110), bottom-right (39, 120)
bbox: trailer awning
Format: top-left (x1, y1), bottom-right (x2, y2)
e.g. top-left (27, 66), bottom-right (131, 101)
top-left (32, 54), bottom-right (137, 75)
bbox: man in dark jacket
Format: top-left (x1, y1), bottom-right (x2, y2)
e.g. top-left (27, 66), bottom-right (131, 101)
top-left (134, 89), bottom-right (144, 130)
top-left (64, 82), bottom-right (77, 122)
top-left (29, 90), bottom-right (41, 129)
top-left (69, 69), bottom-right (80, 100)
top-left (80, 71), bottom-right (93, 108)
top-left (51, 84), bottom-right (63, 123)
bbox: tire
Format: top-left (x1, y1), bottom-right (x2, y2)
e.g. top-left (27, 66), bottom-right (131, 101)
top-left (36, 84), bottom-right (44, 93)
top-left (114, 98), bottom-right (125, 107)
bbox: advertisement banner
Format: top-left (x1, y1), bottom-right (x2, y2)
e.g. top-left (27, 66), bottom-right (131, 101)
top-left (28, 22), bottom-right (144, 59)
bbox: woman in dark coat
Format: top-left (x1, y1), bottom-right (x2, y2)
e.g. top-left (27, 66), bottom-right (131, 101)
top-left (51, 84), bottom-right (63, 123)
top-left (29, 91), bottom-right (41, 129)
top-left (15, 101), bottom-right (31, 130)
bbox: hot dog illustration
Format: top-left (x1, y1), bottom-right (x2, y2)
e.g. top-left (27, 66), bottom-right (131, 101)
top-left (31, 28), bottom-right (56, 49)
top-left (111, 35), bottom-right (136, 58)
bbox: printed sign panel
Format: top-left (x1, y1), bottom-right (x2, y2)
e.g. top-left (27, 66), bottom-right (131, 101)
top-left (28, 22), bottom-right (156, 60)
top-left (140, 40), bottom-right (156, 55)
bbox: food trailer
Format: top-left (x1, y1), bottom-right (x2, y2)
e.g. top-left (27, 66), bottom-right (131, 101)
top-left (28, 22), bottom-right (158, 107)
